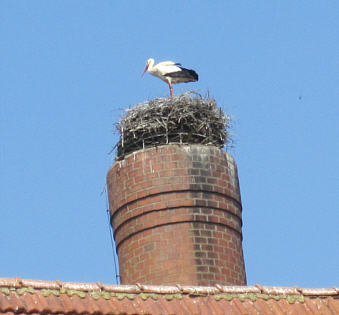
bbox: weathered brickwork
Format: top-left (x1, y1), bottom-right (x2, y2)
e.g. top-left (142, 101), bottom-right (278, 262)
top-left (107, 144), bottom-right (246, 285)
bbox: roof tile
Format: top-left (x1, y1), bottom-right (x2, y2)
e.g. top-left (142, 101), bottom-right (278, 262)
top-left (232, 298), bottom-right (253, 314)
top-left (328, 297), bottom-right (339, 314)
top-left (261, 299), bottom-right (284, 315)
top-left (301, 287), bottom-right (338, 296)
top-left (257, 285), bottom-right (301, 295)
top-left (0, 293), bottom-right (13, 312)
top-left (0, 277), bottom-right (338, 315)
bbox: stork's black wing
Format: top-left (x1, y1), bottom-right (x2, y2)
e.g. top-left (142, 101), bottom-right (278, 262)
top-left (165, 68), bottom-right (198, 81)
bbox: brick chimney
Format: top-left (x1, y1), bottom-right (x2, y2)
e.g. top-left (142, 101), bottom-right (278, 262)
top-left (106, 144), bottom-right (246, 286)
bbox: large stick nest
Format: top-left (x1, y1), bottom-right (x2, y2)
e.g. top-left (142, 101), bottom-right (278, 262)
top-left (114, 92), bottom-right (231, 159)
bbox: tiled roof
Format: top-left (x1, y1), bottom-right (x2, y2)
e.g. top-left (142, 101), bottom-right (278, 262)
top-left (0, 278), bottom-right (338, 315)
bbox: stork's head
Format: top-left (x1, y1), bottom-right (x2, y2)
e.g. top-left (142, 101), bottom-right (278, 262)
top-left (142, 58), bottom-right (154, 77)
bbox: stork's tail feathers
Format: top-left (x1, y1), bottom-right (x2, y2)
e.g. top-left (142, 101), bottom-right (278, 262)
top-left (185, 69), bottom-right (199, 81)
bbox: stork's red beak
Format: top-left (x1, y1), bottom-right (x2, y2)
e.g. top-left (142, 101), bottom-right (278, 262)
top-left (142, 65), bottom-right (149, 77)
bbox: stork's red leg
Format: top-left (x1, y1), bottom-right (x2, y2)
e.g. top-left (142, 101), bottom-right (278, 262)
top-left (168, 82), bottom-right (173, 98)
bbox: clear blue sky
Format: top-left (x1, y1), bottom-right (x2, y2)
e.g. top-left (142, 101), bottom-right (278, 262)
top-left (1, 1), bottom-right (338, 288)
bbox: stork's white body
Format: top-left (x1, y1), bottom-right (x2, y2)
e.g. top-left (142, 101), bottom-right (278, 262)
top-left (142, 58), bottom-right (198, 97)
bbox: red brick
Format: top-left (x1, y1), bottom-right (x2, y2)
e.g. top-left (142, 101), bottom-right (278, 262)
top-left (201, 244), bottom-right (213, 251)
top-left (107, 145), bottom-right (245, 286)
top-left (194, 237), bottom-right (207, 244)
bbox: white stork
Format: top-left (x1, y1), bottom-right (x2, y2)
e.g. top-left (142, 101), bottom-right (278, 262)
top-left (142, 58), bottom-right (198, 97)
